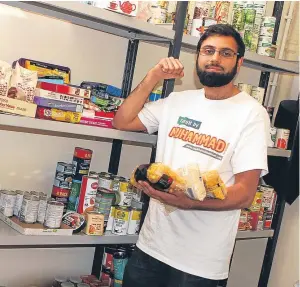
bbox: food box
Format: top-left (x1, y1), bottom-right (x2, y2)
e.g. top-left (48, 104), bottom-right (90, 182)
top-left (77, 175), bottom-right (98, 214)
top-left (36, 107), bottom-right (82, 123)
top-left (102, 1), bottom-right (138, 17)
top-left (35, 89), bottom-right (84, 105)
top-left (0, 97), bottom-right (37, 117)
top-left (79, 116), bottom-right (113, 129)
top-left (13, 58), bottom-right (71, 84)
top-left (37, 82), bottom-right (91, 99)
top-left (0, 212), bottom-right (73, 236)
top-left (34, 96), bottom-right (83, 113)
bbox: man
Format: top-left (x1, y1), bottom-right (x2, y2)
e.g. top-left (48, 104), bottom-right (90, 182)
top-left (113, 24), bottom-right (270, 287)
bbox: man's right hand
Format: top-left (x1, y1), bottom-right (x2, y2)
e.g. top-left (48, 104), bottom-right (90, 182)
top-left (148, 57), bottom-right (184, 81)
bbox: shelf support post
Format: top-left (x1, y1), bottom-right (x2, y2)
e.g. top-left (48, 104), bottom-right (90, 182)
top-left (162, 1), bottom-right (188, 99)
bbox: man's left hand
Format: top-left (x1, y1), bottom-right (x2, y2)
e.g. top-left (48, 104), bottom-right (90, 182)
top-left (137, 181), bottom-right (194, 210)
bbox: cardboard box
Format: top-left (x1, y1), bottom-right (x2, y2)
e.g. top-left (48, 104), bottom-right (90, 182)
top-left (101, 1), bottom-right (138, 17)
top-left (37, 82), bottom-right (91, 99)
top-left (79, 116), bottom-right (113, 129)
top-left (34, 96), bottom-right (83, 113)
top-left (0, 213), bottom-right (73, 236)
top-left (0, 97), bottom-right (37, 117)
top-left (35, 88), bottom-right (84, 105)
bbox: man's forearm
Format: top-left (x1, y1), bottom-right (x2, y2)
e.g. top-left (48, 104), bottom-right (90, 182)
top-left (189, 183), bottom-right (254, 211)
top-left (113, 72), bottom-right (159, 129)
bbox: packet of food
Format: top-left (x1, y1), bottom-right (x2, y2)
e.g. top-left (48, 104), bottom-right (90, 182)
top-left (130, 163), bottom-right (186, 192)
top-left (177, 163), bottom-right (206, 201)
top-left (0, 60), bottom-right (12, 97)
top-left (202, 170), bottom-right (227, 200)
top-left (9, 62), bottom-right (38, 102)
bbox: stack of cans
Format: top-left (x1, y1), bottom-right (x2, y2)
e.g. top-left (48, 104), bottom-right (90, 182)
top-left (257, 16), bottom-right (277, 57)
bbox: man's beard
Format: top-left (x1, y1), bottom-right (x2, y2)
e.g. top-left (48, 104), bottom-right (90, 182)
top-left (196, 62), bottom-right (238, 87)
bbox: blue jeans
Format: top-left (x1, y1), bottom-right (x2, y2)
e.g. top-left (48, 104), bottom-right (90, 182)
top-left (123, 247), bottom-right (220, 287)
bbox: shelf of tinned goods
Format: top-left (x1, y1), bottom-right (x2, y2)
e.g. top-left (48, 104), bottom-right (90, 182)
top-left (3, 1), bottom-right (299, 75)
top-left (267, 147), bottom-right (291, 158)
top-left (181, 34), bottom-right (299, 74)
top-left (0, 113), bottom-right (157, 145)
top-left (0, 219), bottom-right (273, 247)
top-left (0, 219), bottom-right (138, 246)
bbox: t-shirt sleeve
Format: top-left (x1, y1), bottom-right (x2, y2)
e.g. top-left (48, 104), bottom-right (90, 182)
top-left (231, 107), bottom-right (270, 177)
top-left (138, 98), bottom-right (166, 134)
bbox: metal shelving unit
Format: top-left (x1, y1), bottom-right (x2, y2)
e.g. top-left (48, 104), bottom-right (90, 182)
top-left (0, 220), bottom-right (273, 247)
top-left (0, 1), bottom-right (298, 284)
top-left (0, 113), bottom-right (156, 145)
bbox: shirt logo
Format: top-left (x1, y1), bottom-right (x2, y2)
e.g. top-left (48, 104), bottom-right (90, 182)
top-left (177, 116), bottom-right (201, 130)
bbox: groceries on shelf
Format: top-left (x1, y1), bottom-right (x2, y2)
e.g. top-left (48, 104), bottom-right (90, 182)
top-left (238, 184), bottom-right (277, 231)
top-left (0, 146), bottom-right (144, 237)
top-left (50, 245), bottom-right (134, 286)
top-left (0, 58), bottom-right (161, 126)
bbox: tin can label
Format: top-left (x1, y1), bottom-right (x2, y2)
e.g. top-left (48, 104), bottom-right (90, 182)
top-left (67, 180), bottom-right (82, 212)
top-left (77, 176), bottom-right (98, 214)
top-left (1, 193), bottom-right (16, 217)
top-left (13, 193), bottom-right (25, 217)
top-left (20, 197), bottom-right (39, 223)
top-left (99, 176), bottom-right (113, 191)
top-left (37, 199), bottom-right (47, 223)
top-left (127, 209), bottom-right (142, 235)
top-left (114, 181), bottom-right (132, 207)
top-left (106, 206), bottom-right (115, 231)
top-left (275, 129), bottom-right (290, 150)
top-left (95, 190), bottom-right (115, 220)
top-left (44, 202), bottom-right (64, 228)
top-left (250, 191), bottom-right (263, 211)
top-left (112, 208), bottom-right (129, 235)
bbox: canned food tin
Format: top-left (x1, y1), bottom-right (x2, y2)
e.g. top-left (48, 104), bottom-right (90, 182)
top-left (13, 190), bottom-right (28, 217)
top-left (37, 192), bottom-right (48, 224)
top-left (94, 188), bottom-right (115, 220)
top-left (44, 201), bottom-right (64, 229)
top-left (69, 276), bottom-right (82, 285)
top-left (98, 173), bottom-right (113, 191)
top-left (72, 147), bottom-right (93, 181)
top-left (238, 210), bottom-right (249, 231)
top-left (19, 194), bottom-right (39, 223)
top-left (52, 185), bottom-right (71, 213)
top-left (106, 206), bottom-right (116, 231)
top-left (260, 26), bottom-right (274, 37)
top-left (260, 16), bottom-right (276, 28)
top-left (53, 276), bottom-right (68, 287)
top-left (127, 207), bottom-right (142, 235)
top-left (258, 36), bottom-right (272, 47)
top-left (268, 127), bottom-right (277, 147)
top-left (113, 251), bottom-right (128, 281)
top-left (0, 190), bottom-right (17, 217)
top-left (77, 175), bottom-right (98, 214)
top-left (257, 45), bottom-right (277, 58)
top-left (250, 190), bottom-right (263, 212)
top-left (131, 185), bottom-right (142, 202)
top-left (84, 211), bottom-right (104, 235)
top-left (56, 162), bottom-right (73, 173)
top-left (275, 128), bottom-right (290, 150)
top-left (113, 179), bottom-right (132, 207)
top-left (260, 185), bottom-right (276, 210)
top-left (251, 86), bottom-right (265, 104)
top-left (263, 211), bottom-right (273, 229)
top-left (112, 206), bottom-right (130, 235)
top-left (66, 180), bottom-right (82, 212)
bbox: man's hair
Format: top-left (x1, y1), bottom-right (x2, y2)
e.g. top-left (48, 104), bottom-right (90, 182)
top-left (196, 24), bottom-right (245, 59)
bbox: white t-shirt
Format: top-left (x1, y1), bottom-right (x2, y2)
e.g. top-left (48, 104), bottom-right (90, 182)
top-left (137, 89), bottom-right (270, 280)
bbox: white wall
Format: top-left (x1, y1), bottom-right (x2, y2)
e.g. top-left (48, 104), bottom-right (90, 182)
top-left (0, 2), bottom-right (298, 286)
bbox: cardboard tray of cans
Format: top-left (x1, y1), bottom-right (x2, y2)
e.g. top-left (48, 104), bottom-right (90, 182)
top-left (0, 213), bottom-right (73, 236)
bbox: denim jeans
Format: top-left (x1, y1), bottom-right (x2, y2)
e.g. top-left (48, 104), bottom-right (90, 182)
top-left (123, 247), bottom-right (220, 287)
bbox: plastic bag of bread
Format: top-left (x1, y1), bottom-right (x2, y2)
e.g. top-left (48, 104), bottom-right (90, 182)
top-left (202, 170), bottom-right (227, 200)
top-left (177, 163), bottom-right (206, 201)
top-left (130, 163), bottom-right (186, 193)
top-left (130, 162), bottom-right (206, 201)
